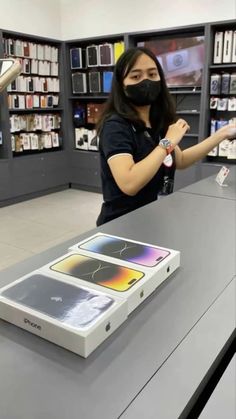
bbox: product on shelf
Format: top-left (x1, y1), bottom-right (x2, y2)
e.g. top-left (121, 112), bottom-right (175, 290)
top-left (213, 29), bottom-right (236, 64)
top-left (102, 71), bottom-right (113, 93)
top-left (86, 45), bottom-right (99, 67)
top-left (75, 127), bottom-right (98, 151)
top-left (98, 43), bottom-right (114, 66)
top-left (70, 47), bottom-right (83, 69)
top-left (87, 103), bottom-right (105, 124)
top-left (88, 71), bottom-right (101, 93)
top-left (72, 72), bottom-right (87, 93)
top-left (114, 41), bottom-right (125, 63)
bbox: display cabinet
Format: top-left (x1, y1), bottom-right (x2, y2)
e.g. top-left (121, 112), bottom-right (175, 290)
top-left (0, 29), bottom-right (69, 203)
top-left (206, 20), bottom-right (236, 164)
top-left (64, 34), bottom-right (126, 190)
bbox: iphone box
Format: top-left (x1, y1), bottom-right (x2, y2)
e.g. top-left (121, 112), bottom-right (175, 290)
top-left (0, 271), bottom-right (127, 358)
top-left (66, 233), bottom-right (180, 314)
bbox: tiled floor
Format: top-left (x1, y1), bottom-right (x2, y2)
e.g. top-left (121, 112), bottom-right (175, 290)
top-left (0, 189), bottom-right (103, 271)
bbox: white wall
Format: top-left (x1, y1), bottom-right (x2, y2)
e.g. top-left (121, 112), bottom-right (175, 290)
top-left (0, 0), bottom-right (235, 41)
top-left (0, 0), bottom-right (61, 39)
top-left (60, 0), bottom-right (236, 40)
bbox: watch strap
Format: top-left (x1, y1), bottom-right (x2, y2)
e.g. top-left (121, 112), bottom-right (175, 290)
top-left (159, 138), bottom-right (175, 155)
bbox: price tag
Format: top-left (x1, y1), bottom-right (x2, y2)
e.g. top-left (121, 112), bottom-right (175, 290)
top-left (163, 154), bottom-right (173, 167)
top-left (215, 166), bottom-right (230, 186)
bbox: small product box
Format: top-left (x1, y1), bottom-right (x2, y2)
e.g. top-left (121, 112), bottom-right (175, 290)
top-left (0, 270), bottom-right (127, 358)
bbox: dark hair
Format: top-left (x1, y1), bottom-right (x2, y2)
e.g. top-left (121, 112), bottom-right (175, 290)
top-left (96, 47), bottom-right (176, 135)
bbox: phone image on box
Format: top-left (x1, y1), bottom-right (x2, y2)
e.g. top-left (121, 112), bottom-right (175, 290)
top-left (1, 274), bottom-right (114, 329)
top-left (79, 235), bottom-right (171, 267)
top-left (50, 254), bottom-right (144, 292)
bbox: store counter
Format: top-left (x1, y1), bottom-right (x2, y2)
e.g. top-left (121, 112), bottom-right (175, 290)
top-left (199, 354), bottom-right (236, 419)
top-left (179, 165), bottom-right (236, 201)
top-left (121, 277), bottom-right (236, 419)
top-left (0, 187), bottom-right (235, 419)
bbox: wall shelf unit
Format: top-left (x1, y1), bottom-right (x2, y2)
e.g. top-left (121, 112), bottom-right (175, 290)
top-left (0, 19), bottom-right (235, 205)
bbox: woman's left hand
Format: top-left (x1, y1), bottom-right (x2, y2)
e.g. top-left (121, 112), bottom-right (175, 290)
top-left (217, 122), bottom-right (236, 141)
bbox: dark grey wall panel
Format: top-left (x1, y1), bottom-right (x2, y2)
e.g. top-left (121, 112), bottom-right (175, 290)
top-left (70, 166), bottom-right (101, 188)
top-left (11, 152), bottom-right (69, 198)
top-left (70, 150), bottom-right (100, 170)
top-left (0, 160), bottom-right (12, 200)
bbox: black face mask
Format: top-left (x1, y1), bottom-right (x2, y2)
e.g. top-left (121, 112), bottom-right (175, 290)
top-left (125, 79), bottom-right (161, 106)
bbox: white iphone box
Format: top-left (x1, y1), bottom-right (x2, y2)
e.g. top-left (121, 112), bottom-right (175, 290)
top-left (223, 30), bottom-right (233, 63)
top-left (0, 271), bottom-right (127, 358)
top-left (213, 32), bottom-right (223, 64)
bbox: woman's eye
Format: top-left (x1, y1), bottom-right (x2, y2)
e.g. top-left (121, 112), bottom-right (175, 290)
top-left (150, 73), bottom-right (158, 78)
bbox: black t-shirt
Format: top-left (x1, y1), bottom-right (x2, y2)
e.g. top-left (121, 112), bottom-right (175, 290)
top-left (97, 114), bottom-right (176, 225)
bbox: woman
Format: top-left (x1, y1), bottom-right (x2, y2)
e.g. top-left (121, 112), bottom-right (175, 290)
top-left (96, 47), bottom-right (236, 226)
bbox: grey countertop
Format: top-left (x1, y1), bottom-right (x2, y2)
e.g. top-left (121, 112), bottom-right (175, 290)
top-left (121, 277), bottom-right (236, 419)
top-left (0, 187), bottom-right (235, 419)
top-left (179, 165), bottom-right (236, 201)
top-left (199, 353), bottom-right (236, 419)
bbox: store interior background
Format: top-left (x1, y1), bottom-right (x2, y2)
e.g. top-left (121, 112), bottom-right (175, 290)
top-left (0, 0), bottom-right (235, 271)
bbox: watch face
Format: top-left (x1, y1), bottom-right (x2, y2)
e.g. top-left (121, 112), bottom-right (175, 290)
top-left (160, 138), bottom-right (171, 148)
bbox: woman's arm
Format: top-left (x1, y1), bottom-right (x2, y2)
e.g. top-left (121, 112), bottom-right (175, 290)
top-left (108, 147), bottom-right (167, 196)
top-left (108, 119), bottom-right (189, 196)
top-left (174, 122), bottom-right (236, 169)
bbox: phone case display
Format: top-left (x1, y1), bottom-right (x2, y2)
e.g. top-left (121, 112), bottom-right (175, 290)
top-left (99, 44), bottom-right (114, 66)
top-left (0, 272), bottom-right (127, 358)
top-left (86, 45), bottom-right (99, 67)
top-left (221, 73), bottom-right (231, 94)
top-left (114, 41), bottom-right (125, 63)
top-left (209, 24), bottom-right (236, 163)
top-left (103, 71), bottom-right (113, 93)
top-left (4, 38), bottom-right (60, 109)
top-left (2, 36), bottom-right (62, 157)
top-left (229, 73), bottom-right (236, 93)
top-left (70, 47), bottom-right (83, 69)
top-left (67, 233), bottom-right (180, 313)
top-left (70, 39), bottom-right (123, 99)
top-left (10, 113), bottom-right (61, 153)
top-left (88, 72), bottom-right (101, 93)
top-left (72, 72), bottom-right (87, 94)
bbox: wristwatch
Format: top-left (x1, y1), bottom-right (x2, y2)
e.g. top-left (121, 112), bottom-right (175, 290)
top-left (159, 138), bottom-right (175, 155)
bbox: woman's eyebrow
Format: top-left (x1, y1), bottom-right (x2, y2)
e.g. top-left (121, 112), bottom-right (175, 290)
top-left (129, 67), bottom-right (157, 74)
